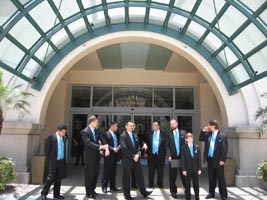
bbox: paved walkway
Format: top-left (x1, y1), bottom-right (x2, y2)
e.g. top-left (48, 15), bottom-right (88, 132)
top-left (0, 165), bottom-right (266, 200)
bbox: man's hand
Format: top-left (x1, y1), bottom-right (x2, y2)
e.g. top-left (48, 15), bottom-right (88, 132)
top-left (168, 156), bottom-right (172, 161)
top-left (198, 170), bottom-right (202, 175)
top-left (183, 171), bottom-right (187, 176)
top-left (133, 154), bottom-right (139, 162)
top-left (202, 126), bottom-right (209, 132)
top-left (100, 144), bottom-right (108, 150)
top-left (114, 145), bottom-right (121, 153)
top-left (219, 161), bottom-right (225, 166)
top-left (142, 143), bottom-right (148, 152)
top-left (105, 150), bottom-right (110, 157)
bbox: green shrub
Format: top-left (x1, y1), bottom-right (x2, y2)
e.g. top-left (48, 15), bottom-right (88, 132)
top-left (257, 160), bottom-right (267, 182)
top-left (0, 157), bottom-right (16, 190)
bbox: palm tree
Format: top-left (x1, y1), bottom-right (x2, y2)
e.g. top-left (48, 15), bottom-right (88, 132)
top-left (0, 70), bottom-right (33, 135)
top-left (256, 93), bottom-right (267, 138)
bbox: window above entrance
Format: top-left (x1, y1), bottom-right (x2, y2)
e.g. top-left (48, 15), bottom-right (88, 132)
top-left (71, 85), bottom-right (195, 109)
top-left (0, 0), bottom-right (266, 94)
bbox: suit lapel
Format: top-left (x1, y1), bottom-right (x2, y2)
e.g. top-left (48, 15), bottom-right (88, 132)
top-left (159, 131), bottom-right (162, 146)
top-left (88, 127), bottom-right (96, 143)
top-left (214, 131), bottom-right (220, 151)
top-left (186, 144), bottom-right (193, 158)
top-left (53, 133), bottom-right (58, 157)
top-left (126, 132), bottom-right (135, 150)
top-left (109, 131), bottom-right (115, 147)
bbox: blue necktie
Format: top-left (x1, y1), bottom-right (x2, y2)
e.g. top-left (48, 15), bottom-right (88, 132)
top-left (112, 132), bottom-right (118, 147)
top-left (152, 131), bottom-right (159, 154)
top-left (92, 128), bottom-right (96, 142)
top-left (129, 133), bottom-right (135, 147)
top-left (174, 130), bottom-right (180, 156)
top-left (190, 145), bottom-right (194, 157)
top-left (58, 137), bottom-right (64, 160)
top-left (208, 134), bottom-right (215, 157)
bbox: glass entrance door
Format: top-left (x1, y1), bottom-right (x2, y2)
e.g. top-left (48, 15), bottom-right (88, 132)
top-left (113, 114), bottom-right (131, 134)
top-left (69, 113), bottom-right (88, 163)
top-left (133, 115), bottom-right (152, 145)
top-left (176, 115), bottom-right (195, 138)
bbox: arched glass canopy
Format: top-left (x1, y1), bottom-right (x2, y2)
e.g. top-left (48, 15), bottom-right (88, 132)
top-left (0, 0), bottom-right (266, 94)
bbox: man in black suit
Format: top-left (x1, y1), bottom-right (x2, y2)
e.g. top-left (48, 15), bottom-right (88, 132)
top-left (41, 125), bottom-right (67, 200)
top-left (82, 116), bottom-right (109, 199)
top-left (101, 121), bottom-right (121, 193)
top-left (199, 120), bottom-right (228, 200)
top-left (147, 121), bottom-right (166, 188)
top-left (166, 119), bottom-right (186, 198)
top-left (181, 133), bottom-right (201, 200)
top-left (120, 120), bottom-right (152, 200)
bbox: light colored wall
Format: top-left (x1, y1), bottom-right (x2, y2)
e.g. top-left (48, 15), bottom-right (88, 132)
top-left (70, 69), bottom-right (197, 86)
top-left (39, 78), bottom-right (69, 155)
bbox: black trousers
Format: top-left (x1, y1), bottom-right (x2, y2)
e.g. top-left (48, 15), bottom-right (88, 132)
top-left (184, 172), bottom-right (199, 200)
top-left (148, 154), bottom-right (165, 187)
top-left (169, 160), bottom-right (185, 194)
top-left (122, 161), bottom-right (146, 198)
top-left (85, 157), bottom-right (100, 196)
top-left (41, 159), bottom-right (64, 196)
top-left (75, 146), bottom-right (84, 165)
top-left (207, 159), bottom-right (228, 198)
top-left (102, 155), bottom-right (118, 188)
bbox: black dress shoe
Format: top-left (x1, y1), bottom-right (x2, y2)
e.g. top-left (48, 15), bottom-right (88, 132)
top-left (171, 192), bottom-right (178, 199)
top-left (92, 191), bottom-right (98, 195)
top-left (87, 194), bottom-right (96, 199)
top-left (54, 195), bottom-right (64, 199)
top-left (142, 190), bottom-right (153, 197)
top-left (110, 187), bottom-right (119, 191)
top-left (221, 196), bottom-right (227, 200)
top-left (102, 187), bottom-right (108, 193)
top-left (205, 193), bottom-right (215, 199)
top-left (41, 194), bottom-right (47, 200)
top-left (125, 196), bottom-right (134, 200)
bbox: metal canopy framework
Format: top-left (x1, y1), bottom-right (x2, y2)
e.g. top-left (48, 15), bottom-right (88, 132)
top-left (0, 0), bottom-right (266, 94)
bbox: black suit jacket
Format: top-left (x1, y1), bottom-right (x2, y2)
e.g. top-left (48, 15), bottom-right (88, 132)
top-left (120, 131), bottom-right (141, 168)
top-left (82, 126), bottom-right (103, 161)
top-left (102, 130), bottom-right (120, 160)
top-left (43, 133), bottom-right (66, 182)
top-left (44, 133), bottom-right (66, 168)
top-left (181, 144), bottom-right (201, 173)
top-left (166, 129), bottom-right (186, 159)
top-left (199, 130), bottom-right (228, 167)
top-left (147, 130), bottom-right (166, 160)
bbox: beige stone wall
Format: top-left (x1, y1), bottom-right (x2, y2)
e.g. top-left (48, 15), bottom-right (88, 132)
top-left (39, 77), bottom-right (70, 155)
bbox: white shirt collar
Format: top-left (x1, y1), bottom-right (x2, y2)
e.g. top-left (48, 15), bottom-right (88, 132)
top-left (109, 129), bottom-right (114, 134)
top-left (56, 132), bottom-right (61, 140)
top-left (212, 130), bottom-right (219, 136)
top-left (173, 128), bottom-right (179, 133)
top-left (188, 143), bottom-right (193, 147)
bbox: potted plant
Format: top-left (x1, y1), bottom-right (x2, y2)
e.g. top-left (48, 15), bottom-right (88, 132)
top-left (257, 160), bottom-right (267, 190)
top-left (0, 157), bottom-right (16, 190)
top-left (0, 70), bottom-right (33, 135)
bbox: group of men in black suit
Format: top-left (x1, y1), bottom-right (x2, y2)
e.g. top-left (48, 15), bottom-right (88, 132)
top-left (41, 117), bottom-right (228, 200)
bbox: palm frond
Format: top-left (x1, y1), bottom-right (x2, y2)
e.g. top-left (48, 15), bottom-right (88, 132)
top-left (259, 123), bottom-right (267, 138)
top-left (0, 69), bottom-right (33, 120)
top-left (255, 107), bottom-right (267, 119)
top-left (0, 71), bottom-right (3, 85)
